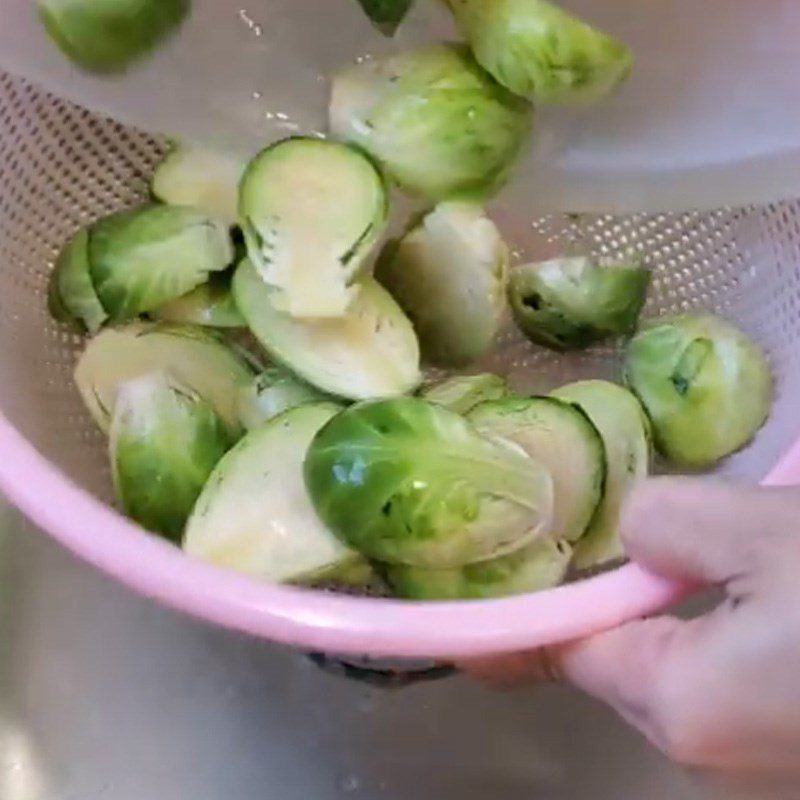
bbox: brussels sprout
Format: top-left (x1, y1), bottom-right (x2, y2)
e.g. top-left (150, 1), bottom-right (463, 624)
top-left (509, 257), bottom-right (650, 351)
top-left (74, 322), bottom-right (254, 438)
top-left (376, 203), bottom-right (508, 366)
top-left (37, 0), bottom-right (190, 74)
top-left (110, 374), bottom-right (230, 543)
top-left (329, 44), bottom-right (533, 201)
top-left (48, 228), bottom-right (108, 333)
top-left (151, 271), bottom-right (245, 328)
top-left (421, 373), bottom-right (511, 415)
top-left (624, 314), bottom-right (773, 468)
top-left (304, 397), bottom-right (554, 568)
top-left (89, 204), bottom-right (234, 322)
top-left (445, 0), bottom-right (632, 104)
top-left (355, 0), bottom-right (414, 35)
top-left (234, 259), bottom-right (420, 400)
top-left (384, 538), bottom-right (571, 600)
top-left (469, 397), bottom-right (605, 543)
top-left (237, 368), bottom-right (332, 431)
top-left (185, 403), bottom-right (375, 587)
top-left (152, 144), bottom-right (247, 223)
top-left (239, 138), bottom-right (387, 319)
top-left (552, 381), bottom-right (651, 569)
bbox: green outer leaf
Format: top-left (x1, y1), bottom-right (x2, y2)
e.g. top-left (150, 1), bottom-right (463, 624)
top-left (184, 403), bottom-right (375, 587)
top-left (624, 314), bottom-right (773, 468)
top-left (355, 0), bottom-right (414, 35)
top-left (468, 396), bottom-right (606, 543)
top-left (49, 229), bottom-right (109, 333)
top-left (508, 257), bottom-right (650, 351)
top-left (552, 380), bottom-right (651, 569)
top-left (329, 44), bottom-right (533, 201)
top-left (38, 0), bottom-right (190, 74)
top-left (89, 204), bottom-right (234, 322)
top-left (110, 374), bottom-right (230, 543)
top-left (304, 397), bottom-right (554, 568)
top-left (151, 271), bottom-right (245, 328)
top-left (384, 538), bottom-right (572, 600)
top-left (421, 373), bottom-right (511, 415)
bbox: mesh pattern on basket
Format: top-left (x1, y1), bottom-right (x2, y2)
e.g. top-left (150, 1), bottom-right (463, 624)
top-left (0, 69), bottom-right (797, 515)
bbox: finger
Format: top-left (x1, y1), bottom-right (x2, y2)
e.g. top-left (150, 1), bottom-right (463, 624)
top-left (620, 477), bottom-right (800, 586)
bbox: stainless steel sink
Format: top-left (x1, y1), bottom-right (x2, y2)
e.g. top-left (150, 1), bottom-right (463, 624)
top-left (0, 500), bottom-right (702, 800)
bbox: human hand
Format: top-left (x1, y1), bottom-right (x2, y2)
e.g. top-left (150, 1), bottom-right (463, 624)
top-left (460, 478), bottom-right (800, 799)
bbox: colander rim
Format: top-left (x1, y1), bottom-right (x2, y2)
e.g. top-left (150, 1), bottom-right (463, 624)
top-left (1, 408), bottom-right (795, 658)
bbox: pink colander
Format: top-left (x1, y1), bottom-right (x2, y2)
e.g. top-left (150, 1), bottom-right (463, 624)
top-left (1, 71), bottom-right (799, 661)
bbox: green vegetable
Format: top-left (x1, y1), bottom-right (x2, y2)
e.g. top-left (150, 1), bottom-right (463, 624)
top-left (89, 204), bottom-right (234, 322)
top-left (445, 0), bottom-right (632, 104)
top-left (552, 381), bottom-right (651, 568)
top-left (376, 203), bottom-right (508, 366)
top-left (234, 259), bottom-right (420, 400)
top-left (509, 257), bottom-right (649, 351)
top-left (355, 0), bottom-right (414, 35)
top-left (37, 0), bottom-right (190, 74)
top-left (421, 373), bottom-right (511, 415)
top-left (624, 314), bottom-right (773, 467)
top-left (110, 373), bottom-right (230, 543)
top-left (151, 271), bottom-right (245, 328)
top-left (330, 44), bottom-right (533, 201)
top-left (239, 138), bottom-right (387, 318)
top-left (469, 396), bottom-right (605, 543)
top-left (185, 403), bottom-right (374, 587)
top-left (385, 538), bottom-right (571, 600)
top-left (48, 228), bottom-right (108, 333)
top-left (304, 397), bottom-right (554, 568)
top-left (152, 144), bottom-right (246, 223)
top-left (237, 368), bottom-right (331, 431)
top-left (74, 322), bottom-right (254, 438)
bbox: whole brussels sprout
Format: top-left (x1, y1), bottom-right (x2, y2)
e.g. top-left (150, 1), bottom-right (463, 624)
top-left (110, 373), bottom-right (230, 542)
top-left (509, 257), bottom-right (650, 351)
top-left (376, 203), bottom-right (509, 366)
top-left (38, 0), bottom-right (190, 74)
top-left (421, 373), bottom-right (511, 415)
top-left (329, 44), bottom-right (533, 201)
top-left (239, 137), bottom-right (388, 319)
top-left (152, 272), bottom-right (245, 329)
top-left (48, 228), bottom-right (108, 333)
top-left (237, 367), bottom-right (332, 431)
top-left (89, 204), bottom-right (234, 322)
top-left (624, 314), bottom-right (773, 468)
top-left (384, 538), bottom-right (572, 600)
top-left (445, 0), bottom-right (632, 104)
top-left (304, 397), bottom-right (554, 568)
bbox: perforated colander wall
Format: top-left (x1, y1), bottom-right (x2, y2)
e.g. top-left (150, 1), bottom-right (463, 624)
top-left (0, 70), bottom-right (797, 515)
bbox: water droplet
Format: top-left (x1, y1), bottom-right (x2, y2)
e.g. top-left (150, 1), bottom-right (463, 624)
top-left (238, 8), bottom-right (263, 36)
top-left (338, 775), bottom-right (361, 793)
top-left (252, 91), bottom-right (263, 100)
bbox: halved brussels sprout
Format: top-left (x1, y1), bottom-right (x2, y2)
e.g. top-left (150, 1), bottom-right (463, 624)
top-left (233, 259), bottom-right (420, 400)
top-left (151, 271), bottom-right (245, 328)
top-left (239, 138), bottom-right (387, 319)
top-left (384, 538), bottom-right (571, 600)
top-left (152, 144), bottom-right (247, 223)
top-left (625, 314), bottom-right (773, 467)
top-left (48, 228), bottom-right (108, 333)
top-left (110, 374), bottom-right (230, 543)
top-left (376, 203), bottom-right (508, 366)
top-left (185, 403), bottom-right (375, 587)
top-left (74, 322), bottom-right (254, 438)
top-left (304, 397), bottom-right (554, 568)
top-left (552, 381), bottom-right (651, 569)
top-left (509, 257), bottom-right (650, 351)
top-left (421, 373), bottom-right (511, 415)
top-left (329, 44), bottom-right (533, 201)
top-left (37, 0), bottom-right (190, 74)
top-left (89, 204), bottom-right (234, 322)
top-left (445, 0), bottom-right (632, 104)
top-left (237, 367), bottom-right (331, 431)
top-left (469, 396), bottom-right (605, 543)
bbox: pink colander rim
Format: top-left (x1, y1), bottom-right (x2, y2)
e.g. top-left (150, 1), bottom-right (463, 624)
top-left (0, 408), bottom-right (796, 659)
